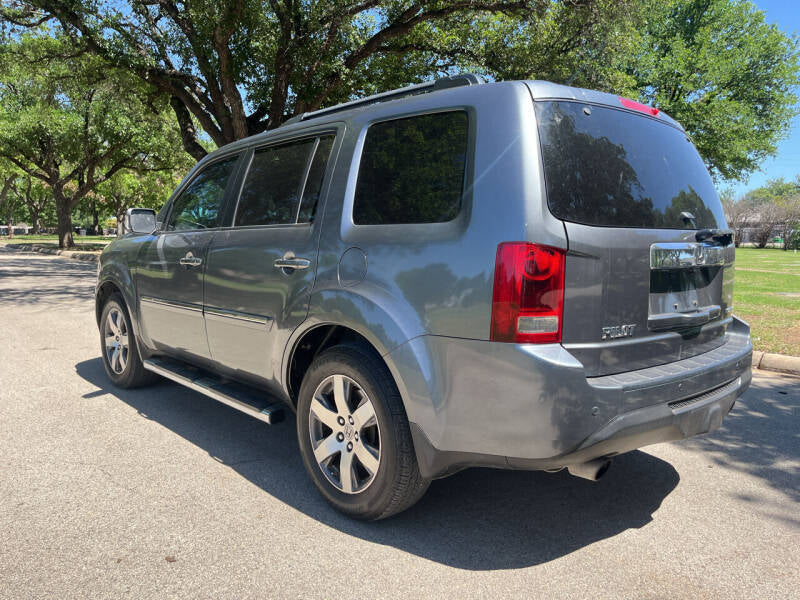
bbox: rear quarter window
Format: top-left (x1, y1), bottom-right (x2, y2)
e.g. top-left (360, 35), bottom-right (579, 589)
top-left (353, 111), bottom-right (468, 225)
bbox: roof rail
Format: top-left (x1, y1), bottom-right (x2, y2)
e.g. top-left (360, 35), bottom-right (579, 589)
top-left (281, 73), bottom-right (485, 127)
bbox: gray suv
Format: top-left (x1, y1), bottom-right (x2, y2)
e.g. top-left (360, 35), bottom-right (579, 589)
top-left (96, 75), bottom-right (752, 519)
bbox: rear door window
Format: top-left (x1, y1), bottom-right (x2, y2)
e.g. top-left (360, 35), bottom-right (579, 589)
top-left (535, 101), bottom-right (725, 229)
top-left (297, 135), bottom-right (335, 223)
top-left (353, 111), bottom-right (468, 225)
top-left (235, 135), bottom-right (335, 227)
top-left (235, 139), bottom-right (316, 227)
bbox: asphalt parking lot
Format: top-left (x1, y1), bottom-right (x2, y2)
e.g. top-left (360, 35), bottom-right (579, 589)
top-left (0, 246), bottom-right (798, 599)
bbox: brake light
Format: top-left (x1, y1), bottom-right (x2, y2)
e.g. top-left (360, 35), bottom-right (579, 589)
top-left (490, 243), bottom-right (566, 344)
top-left (618, 96), bottom-right (659, 116)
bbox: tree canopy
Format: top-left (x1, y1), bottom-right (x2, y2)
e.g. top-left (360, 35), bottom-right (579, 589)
top-left (0, 33), bottom-right (185, 246)
top-left (3, 0), bottom-right (796, 182)
top-left (0, 0), bottom-right (798, 249)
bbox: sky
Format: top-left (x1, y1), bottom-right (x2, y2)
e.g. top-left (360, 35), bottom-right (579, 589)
top-left (729, 0), bottom-right (800, 197)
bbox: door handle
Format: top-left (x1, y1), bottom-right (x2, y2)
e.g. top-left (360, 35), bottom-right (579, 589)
top-left (179, 252), bottom-right (203, 267)
top-left (273, 257), bottom-right (311, 271)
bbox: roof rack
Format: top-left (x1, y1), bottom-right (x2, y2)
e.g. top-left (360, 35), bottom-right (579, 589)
top-left (281, 73), bottom-right (485, 127)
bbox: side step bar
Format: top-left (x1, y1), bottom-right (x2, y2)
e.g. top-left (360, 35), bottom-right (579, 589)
top-left (143, 357), bottom-right (285, 424)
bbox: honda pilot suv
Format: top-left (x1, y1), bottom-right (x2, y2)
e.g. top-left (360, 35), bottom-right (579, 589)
top-left (96, 75), bottom-right (752, 519)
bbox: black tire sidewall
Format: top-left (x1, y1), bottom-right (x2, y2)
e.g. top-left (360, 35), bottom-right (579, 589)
top-left (296, 346), bottom-right (407, 519)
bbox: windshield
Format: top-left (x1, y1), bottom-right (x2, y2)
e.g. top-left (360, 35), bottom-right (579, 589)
top-left (535, 101), bottom-right (725, 230)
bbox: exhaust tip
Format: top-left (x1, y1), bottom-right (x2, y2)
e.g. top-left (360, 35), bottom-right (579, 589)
top-left (567, 458), bottom-right (612, 481)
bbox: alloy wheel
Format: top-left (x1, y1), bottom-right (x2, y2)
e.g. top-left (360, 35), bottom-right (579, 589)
top-left (104, 307), bottom-right (129, 375)
top-left (308, 374), bottom-right (381, 494)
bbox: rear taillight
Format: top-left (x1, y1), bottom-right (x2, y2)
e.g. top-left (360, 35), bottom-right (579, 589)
top-left (490, 243), bottom-right (566, 344)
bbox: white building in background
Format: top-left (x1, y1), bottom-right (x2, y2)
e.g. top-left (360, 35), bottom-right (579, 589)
top-left (0, 223), bottom-right (32, 235)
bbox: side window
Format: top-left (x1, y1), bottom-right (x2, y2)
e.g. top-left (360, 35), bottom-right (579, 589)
top-left (297, 135), bottom-right (335, 223)
top-left (235, 139), bottom-right (316, 227)
top-left (353, 111), bottom-right (468, 225)
top-left (167, 156), bottom-right (239, 231)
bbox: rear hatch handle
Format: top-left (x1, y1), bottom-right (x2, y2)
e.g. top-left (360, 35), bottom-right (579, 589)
top-left (695, 229), bottom-right (733, 246)
top-left (648, 305), bottom-right (722, 331)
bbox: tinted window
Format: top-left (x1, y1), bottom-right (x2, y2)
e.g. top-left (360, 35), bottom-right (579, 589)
top-left (297, 135), bottom-right (335, 223)
top-left (535, 101), bottom-right (725, 229)
top-left (235, 139), bottom-right (316, 227)
top-left (167, 156), bottom-right (238, 231)
top-left (353, 111), bottom-right (468, 225)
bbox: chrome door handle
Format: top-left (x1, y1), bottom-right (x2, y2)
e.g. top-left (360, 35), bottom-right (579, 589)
top-left (179, 252), bottom-right (203, 267)
top-left (273, 257), bottom-right (311, 270)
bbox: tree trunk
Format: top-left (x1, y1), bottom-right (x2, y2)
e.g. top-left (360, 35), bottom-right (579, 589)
top-left (54, 189), bottom-right (75, 249)
top-left (91, 197), bottom-right (99, 235)
top-left (30, 211), bottom-right (40, 235)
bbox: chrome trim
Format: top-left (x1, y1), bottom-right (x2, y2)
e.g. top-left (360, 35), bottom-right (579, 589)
top-left (274, 257), bottom-right (311, 270)
top-left (204, 306), bottom-right (272, 328)
top-left (179, 252), bottom-right (203, 267)
top-left (140, 296), bottom-right (203, 313)
top-left (650, 242), bottom-right (735, 270)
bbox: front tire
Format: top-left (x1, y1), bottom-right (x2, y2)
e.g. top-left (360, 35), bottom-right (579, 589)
top-left (99, 294), bottom-right (158, 388)
top-left (296, 345), bottom-right (429, 520)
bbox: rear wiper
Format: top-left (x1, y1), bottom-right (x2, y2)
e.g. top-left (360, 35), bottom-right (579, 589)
top-left (695, 229), bottom-right (733, 246)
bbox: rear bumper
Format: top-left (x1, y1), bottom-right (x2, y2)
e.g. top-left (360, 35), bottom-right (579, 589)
top-left (389, 317), bottom-right (752, 479)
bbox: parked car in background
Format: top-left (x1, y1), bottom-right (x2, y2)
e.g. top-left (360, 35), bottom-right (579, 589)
top-left (95, 75), bottom-right (752, 519)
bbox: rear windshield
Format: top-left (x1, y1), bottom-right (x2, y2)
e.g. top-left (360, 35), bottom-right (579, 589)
top-left (535, 101), bottom-right (725, 229)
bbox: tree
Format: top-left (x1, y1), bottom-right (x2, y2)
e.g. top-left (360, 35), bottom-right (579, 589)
top-left (3, 1), bottom-right (642, 161)
top-left (97, 170), bottom-right (184, 235)
top-left (744, 177), bottom-right (800, 248)
top-left (720, 189), bottom-right (754, 247)
top-left (10, 174), bottom-right (50, 234)
top-left (0, 165), bottom-right (19, 236)
top-left (626, 0), bottom-right (800, 181)
top-left (0, 33), bottom-right (185, 247)
top-left (3, 0), bottom-right (797, 182)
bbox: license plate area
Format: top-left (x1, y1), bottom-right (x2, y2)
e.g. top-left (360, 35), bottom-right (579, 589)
top-left (648, 242), bottom-right (734, 331)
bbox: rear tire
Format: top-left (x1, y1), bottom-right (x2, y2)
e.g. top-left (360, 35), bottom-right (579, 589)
top-left (296, 345), bottom-right (429, 520)
top-left (99, 294), bottom-right (158, 389)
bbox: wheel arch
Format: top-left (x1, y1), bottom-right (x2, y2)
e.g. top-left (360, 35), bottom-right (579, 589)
top-left (95, 265), bottom-right (142, 340)
top-left (283, 287), bottom-right (424, 408)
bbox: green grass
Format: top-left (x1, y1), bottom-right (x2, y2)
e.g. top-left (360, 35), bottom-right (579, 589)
top-left (733, 248), bottom-right (800, 357)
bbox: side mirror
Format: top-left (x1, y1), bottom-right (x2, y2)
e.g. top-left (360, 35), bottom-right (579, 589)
top-left (124, 208), bottom-right (157, 234)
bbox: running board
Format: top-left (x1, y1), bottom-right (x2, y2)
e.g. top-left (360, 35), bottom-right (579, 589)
top-left (143, 357), bottom-right (285, 424)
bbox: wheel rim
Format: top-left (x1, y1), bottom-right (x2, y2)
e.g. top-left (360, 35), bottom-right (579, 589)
top-left (104, 307), bottom-right (129, 375)
top-left (308, 374), bottom-right (381, 495)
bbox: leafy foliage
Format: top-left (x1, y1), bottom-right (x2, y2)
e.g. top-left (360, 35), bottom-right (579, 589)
top-left (0, 33), bottom-right (186, 246)
top-left (626, 0), bottom-right (800, 181)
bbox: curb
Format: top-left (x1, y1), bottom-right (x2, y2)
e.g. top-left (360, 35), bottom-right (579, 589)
top-left (752, 351), bottom-right (800, 378)
top-left (4, 243), bottom-right (100, 262)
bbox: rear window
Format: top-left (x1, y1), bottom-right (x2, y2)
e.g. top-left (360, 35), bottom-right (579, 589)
top-left (535, 101), bottom-right (725, 230)
top-left (353, 111), bottom-right (468, 225)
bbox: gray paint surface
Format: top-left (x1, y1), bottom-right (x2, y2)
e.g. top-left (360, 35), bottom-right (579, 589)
top-left (96, 78), bottom-right (751, 472)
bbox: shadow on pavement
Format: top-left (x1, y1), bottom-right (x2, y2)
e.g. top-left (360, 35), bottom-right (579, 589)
top-left (0, 250), bottom-right (96, 306)
top-left (677, 373), bottom-right (799, 504)
top-left (76, 356), bottom-right (679, 570)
